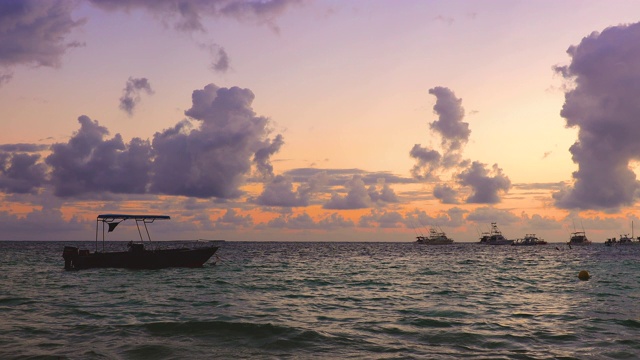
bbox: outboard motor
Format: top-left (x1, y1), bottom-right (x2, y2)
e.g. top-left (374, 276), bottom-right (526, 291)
top-left (63, 246), bottom-right (78, 270)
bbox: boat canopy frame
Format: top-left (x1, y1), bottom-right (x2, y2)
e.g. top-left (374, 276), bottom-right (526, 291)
top-left (95, 214), bottom-right (171, 252)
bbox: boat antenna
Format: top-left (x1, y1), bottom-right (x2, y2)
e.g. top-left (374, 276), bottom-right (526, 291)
top-left (417, 217), bottom-right (427, 231)
top-left (409, 220), bottom-right (423, 237)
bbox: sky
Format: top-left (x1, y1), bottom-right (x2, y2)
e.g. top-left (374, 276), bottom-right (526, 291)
top-left (3, 0), bottom-right (640, 242)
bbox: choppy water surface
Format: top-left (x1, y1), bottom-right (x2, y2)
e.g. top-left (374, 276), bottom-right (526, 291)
top-left (1, 241), bottom-right (640, 359)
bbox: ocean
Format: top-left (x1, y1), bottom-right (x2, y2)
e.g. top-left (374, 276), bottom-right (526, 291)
top-left (1, 241), bottom-right (639, 359)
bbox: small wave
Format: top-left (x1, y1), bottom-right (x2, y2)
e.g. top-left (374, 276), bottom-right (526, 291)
top-left (125, 320), bottom-right (358, 356)
top-left (122, 343), bottom-right (177, 359)
top-left (406, 318), bottom-right (455, 328)
top-left (616, 319), bottom-right (640, 329)
top-left (138, 320), bottom-right (288, 338)
top-left (0, 297), bottom-right (36, 306)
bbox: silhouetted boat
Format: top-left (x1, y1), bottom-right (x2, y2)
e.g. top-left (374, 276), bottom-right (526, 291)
top-left (478, 223), bottom-right (513, 245)
top-left (568, 231), bottom-right (591, 246)
top-left (605, 234), bottom-right (638, 246)
top-left (62, 214), bottom-right (219, 270)
top-left (416, 227), bottom-right (454, 245)
top-left (512, 234), bottom-right (547, 246)
top-left (605, 221), bottom-right (639, 246)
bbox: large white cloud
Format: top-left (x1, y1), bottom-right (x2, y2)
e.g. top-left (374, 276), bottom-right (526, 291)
top-left (150, 84), bottom-right (283, 198)
top-left (553, 22), bottom-right (640, 210)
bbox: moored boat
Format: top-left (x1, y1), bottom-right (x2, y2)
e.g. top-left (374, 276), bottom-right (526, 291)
top-left (605, 222), bottom-right (640, 246)
top-left (568, 231), bottom-right (591, 246)
top-left (478, 223), bottom-right (513, 245)
top-left (416, 227), bottom-right (454, 245)
top-left (62, 214), bottom-right (219, 270)
top-left (512, 234), bottom-right (547, 246)
top-left (605, 234), bottom-right (639, 246)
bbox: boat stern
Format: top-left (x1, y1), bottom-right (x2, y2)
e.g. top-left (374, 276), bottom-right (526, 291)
top-left (62, 246), bottom-right (79, 270)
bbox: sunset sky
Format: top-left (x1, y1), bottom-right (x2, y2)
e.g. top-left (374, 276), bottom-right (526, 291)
top-left (3, 0), bottom-right (640, 242)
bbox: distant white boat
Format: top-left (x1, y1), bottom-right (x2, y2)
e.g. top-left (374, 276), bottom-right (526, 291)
top-left (416, 227), bottom-right (454, 245)
top-left (478, 223), bottom-right (513, 245)
top-left (512, 234), bottom-right (547, 246)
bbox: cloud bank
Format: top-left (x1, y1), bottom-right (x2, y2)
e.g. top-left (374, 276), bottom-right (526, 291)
top-left (38, 83), bottom-right (283, 199)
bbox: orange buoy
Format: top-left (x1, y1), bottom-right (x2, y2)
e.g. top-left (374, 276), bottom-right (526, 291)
top-left (578, 270), bottom-right (590, 281)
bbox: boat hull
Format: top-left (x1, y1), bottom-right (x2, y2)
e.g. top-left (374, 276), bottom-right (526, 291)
top-left (567, 241), bottom-right (591, 246)
top-left (416, 239), bottom-right (454, 245)
top-left (483, 240), bottom-right (514, 245)
top-left (63, 246), bottom-right (218, 270)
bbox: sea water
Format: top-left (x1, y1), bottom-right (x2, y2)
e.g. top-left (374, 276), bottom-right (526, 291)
top-left (1, 241), bottom-right (639, 359)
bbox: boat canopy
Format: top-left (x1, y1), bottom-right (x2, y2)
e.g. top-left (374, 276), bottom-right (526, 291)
top-left (97, 214), bottom-right (171, 221)
top-left (95, 214), bottom-right (171, 252)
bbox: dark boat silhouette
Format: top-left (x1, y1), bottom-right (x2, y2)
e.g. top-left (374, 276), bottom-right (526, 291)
top-left (62, 214), bottom-right (219, 270)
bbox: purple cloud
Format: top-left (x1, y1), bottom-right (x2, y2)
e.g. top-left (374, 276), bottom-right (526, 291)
top-left (410, 86), bottom-right (470, 179)
top-left (553, 22), bottom-right (640, 210)
top-left (212, 208), bottom-right (253, 230)
top-left (89, 0), bottom-right (302, 32)
top-left (433, 183), bottom-right (458, 204)
top-left (0, 0), bottom-right (85, 83)
top-left (323, 175), bottom-right (398, 210)
top-left (260, 211), bottom-right (354, 230)
top-left (150, 84), bottom-right (283, 198)
top-left (409, 144), bottom-right (441, 180)
top-left (428, 86), bottom-right (471, 152)
top-left (255, 175), bottom-right (312, 207)
top-left (367, 180), bottom-right (399, 204)
top-left (410, 86), bottom-right (510, 204)
top-left (0, 151), bottom-right (47, 194)
top-left (456, 161), bottom-right (511, 204)
top-left (358, 210), bottom-right (404, 229)
top-left (254, 134), bottom-right (284, 178)
top-left (213, 46), bottom-right (230, 72)
top-left (0, 144), bottom-right (49, 152)
top-left (119, 77), bottom-right (154, 115)
top-left (45, 115), bottom-right (153, 197)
